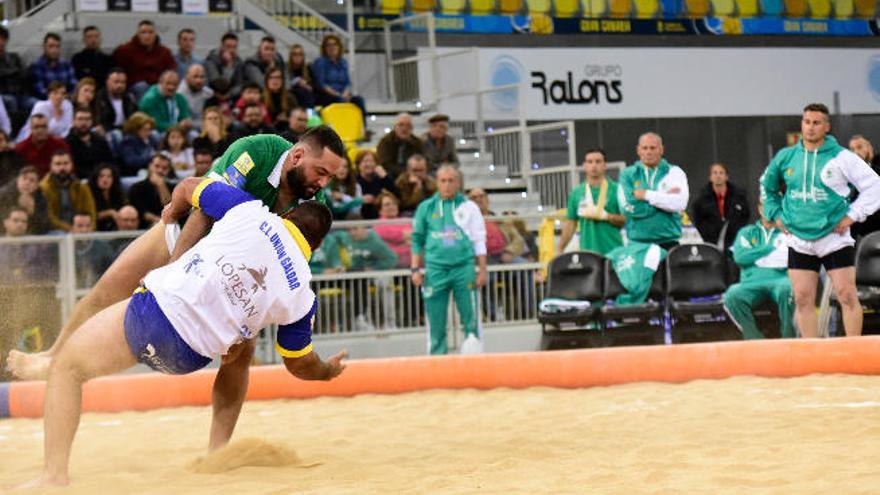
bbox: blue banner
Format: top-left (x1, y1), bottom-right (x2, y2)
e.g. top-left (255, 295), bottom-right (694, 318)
top-left (729, 17), bottom-right (873, 35)
top-left (311, 14), bottom-right (875, 37)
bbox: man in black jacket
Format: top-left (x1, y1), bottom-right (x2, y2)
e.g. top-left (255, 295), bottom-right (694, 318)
top-left (71, 26), bottom-right (115, 88)
top-left (690, 162), bottom-right (750, 252)
top-left (65, 107), bottom-right (116, 179)
top-left (94, 68), bottom-right (138, 132)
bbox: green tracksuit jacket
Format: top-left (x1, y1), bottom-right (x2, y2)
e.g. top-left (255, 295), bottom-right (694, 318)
top-left (617, 159), bottom-right (690, 245)
top-left (606, 242), bottom-right (666, 306)
top-left (760, 135), bottom-right (880, 241)
top-left (333, 230), bottom-right (398, 271)
top-left (723, 221), bottom-right (793, 339)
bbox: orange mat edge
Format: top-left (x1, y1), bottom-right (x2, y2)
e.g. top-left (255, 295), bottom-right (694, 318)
top-left (5, 337), bottom-right (880, 418)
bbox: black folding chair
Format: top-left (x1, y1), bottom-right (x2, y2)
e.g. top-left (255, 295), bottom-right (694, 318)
top-left (666, 243), bottom-right (739, 343)
top-left (538, 251), bottom-right (605, 349)
top-left (831, 231), bottom-right (880, 335)
top-left (601, 259), bottom-right (666, 345)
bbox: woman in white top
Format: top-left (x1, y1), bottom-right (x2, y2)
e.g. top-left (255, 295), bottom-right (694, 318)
top-left (16, 81), bottom-right (74, 143)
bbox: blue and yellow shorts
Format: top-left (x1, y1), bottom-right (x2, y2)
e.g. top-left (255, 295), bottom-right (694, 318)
top-left (124, 288), bottom-right (212, 375)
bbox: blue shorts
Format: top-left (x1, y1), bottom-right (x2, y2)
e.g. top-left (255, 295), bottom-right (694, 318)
top-left (124, 288), bottom-right (211, 375)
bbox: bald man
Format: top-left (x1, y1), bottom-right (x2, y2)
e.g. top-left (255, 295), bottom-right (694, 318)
top-left (618, 132), bottom-right (690, 250)
top-left (178, 63), bottom-right (213, 129)
top-left (114, 205), bottom-right (140, 231)
top-left (377, 113), bottom-right (424, 179)
top-left (411, 166), bottom-right (487, 355)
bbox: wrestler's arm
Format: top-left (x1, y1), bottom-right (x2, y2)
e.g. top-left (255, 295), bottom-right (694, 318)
top-left (162, 177), bottom-right (215, 262)
top-left (283, 350), bottom-right (347, 381)
top-left (276, 298), bottom-right (347, 381)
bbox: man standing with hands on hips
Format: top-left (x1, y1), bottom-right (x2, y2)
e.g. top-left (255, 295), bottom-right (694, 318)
top-left (760, 103), bottom-right (880, 338)
top-left (411, 166), bottom-right (487, 355)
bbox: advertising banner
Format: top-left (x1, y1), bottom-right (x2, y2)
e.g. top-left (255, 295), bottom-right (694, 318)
top-left (420, 47), bottom-right (880, 120)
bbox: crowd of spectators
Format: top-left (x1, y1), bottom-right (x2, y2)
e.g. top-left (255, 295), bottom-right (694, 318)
top-left (0, 22), bottom-right (367, 242)
top-left (7, 20), bottom-right (880, 347)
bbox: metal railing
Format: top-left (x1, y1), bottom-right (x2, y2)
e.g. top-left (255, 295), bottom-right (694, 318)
top-left (254, 261), bottom-right (545, 364)
top-left (383, 12), bottom-right (438, 104)
top-left (239, 0), bottom-right (356, 90)
top-left (248, 0), bottom-right (351, 48)
top-left (1, 0), bottom-right (49, 21)
top-left (440, 82), bottom-right (524, 155)
top-left (0, 213), bottom-right (550, 355)
top-left (483, 120), bottom-right (578, 209)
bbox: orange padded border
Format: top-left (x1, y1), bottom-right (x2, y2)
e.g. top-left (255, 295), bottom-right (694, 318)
top-left (8, 337), bottom-right (880, 418)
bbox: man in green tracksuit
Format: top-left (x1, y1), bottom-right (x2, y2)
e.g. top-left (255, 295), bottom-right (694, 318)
top-left (411, 166), bottom-right (488, 355)
top-left (557, 148), bottom-right (625, 255)
top-left (617, 132), bottom-right (690, 250)
top-left (760, 103), bottom-right (880, 338)
top-left (723, 208), bottom-right (794, 339)
top-left (7, 128), bottom-right (346, 450)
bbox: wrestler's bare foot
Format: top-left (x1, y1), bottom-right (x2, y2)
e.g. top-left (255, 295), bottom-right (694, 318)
top-left (11, 473), bottom-right (69, 490)
top-left (5, 350), bottom-right (52, 381)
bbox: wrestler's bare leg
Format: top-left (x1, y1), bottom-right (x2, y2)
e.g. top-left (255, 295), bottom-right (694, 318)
top-left (15, 300), bottom-right (135, 488)
top-left (7, 223), bottom-right (169, 380)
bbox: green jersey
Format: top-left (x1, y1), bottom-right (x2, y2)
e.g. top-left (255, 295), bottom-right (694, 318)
top-left (334, 230), bottom-right (399, 271)
top-left (309, 231), bottom-right (340, 275)
top-left (208, 134), bottom-right (328, 212)
top-left (566, 179), bottom-right (623, 255)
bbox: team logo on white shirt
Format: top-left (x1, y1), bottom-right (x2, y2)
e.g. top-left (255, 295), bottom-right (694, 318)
top-left (184, 253), bottom-right (205, 276)
top-left (242, 264), bottom-right (268, 294)
top-left (216, 254), bottom-right (262, 319)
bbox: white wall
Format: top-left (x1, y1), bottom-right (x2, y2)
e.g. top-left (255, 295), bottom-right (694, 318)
top-left (420, 47), bottom-right (880, 120)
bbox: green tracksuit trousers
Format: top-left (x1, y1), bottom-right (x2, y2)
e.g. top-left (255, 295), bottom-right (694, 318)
top-left (423, 264), bottom-right (480, 355)
top-left (723, 275), bottom-right (795, 339)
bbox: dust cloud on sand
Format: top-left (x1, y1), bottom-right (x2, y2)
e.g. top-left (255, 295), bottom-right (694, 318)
top-left (188, 438), bottom-right (315, 473)
top-left (2, 374), bottom-right (880, 494)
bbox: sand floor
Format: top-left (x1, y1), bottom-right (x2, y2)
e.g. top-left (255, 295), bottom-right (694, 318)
top-left (2, 374), bottom-right (880, 494)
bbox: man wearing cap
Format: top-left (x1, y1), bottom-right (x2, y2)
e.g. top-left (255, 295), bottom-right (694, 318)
top-left (421, 113), bottom-right (458, 172)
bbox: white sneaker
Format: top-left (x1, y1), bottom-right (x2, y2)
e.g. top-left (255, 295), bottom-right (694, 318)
top-left (354, 314), bottom-right (376, 332)
top-left (460, 334), bottom-right (483, 355)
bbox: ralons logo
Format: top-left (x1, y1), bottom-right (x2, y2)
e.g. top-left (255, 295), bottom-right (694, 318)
top-left (869, 55), bottom-right (880, 102)
top-left (488, 55), bottom-right (525, 113)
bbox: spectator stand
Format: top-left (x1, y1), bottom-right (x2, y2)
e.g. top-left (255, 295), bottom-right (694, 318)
top-left (2, 0), bottom-right (356, 92)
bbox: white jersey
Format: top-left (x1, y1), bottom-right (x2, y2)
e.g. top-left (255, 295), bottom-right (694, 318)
top-left (145, 197), bottom-right (315, 358)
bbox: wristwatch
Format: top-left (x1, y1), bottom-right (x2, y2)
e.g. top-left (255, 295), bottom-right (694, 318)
top-left (411, 267), bottom-right (422, 274)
